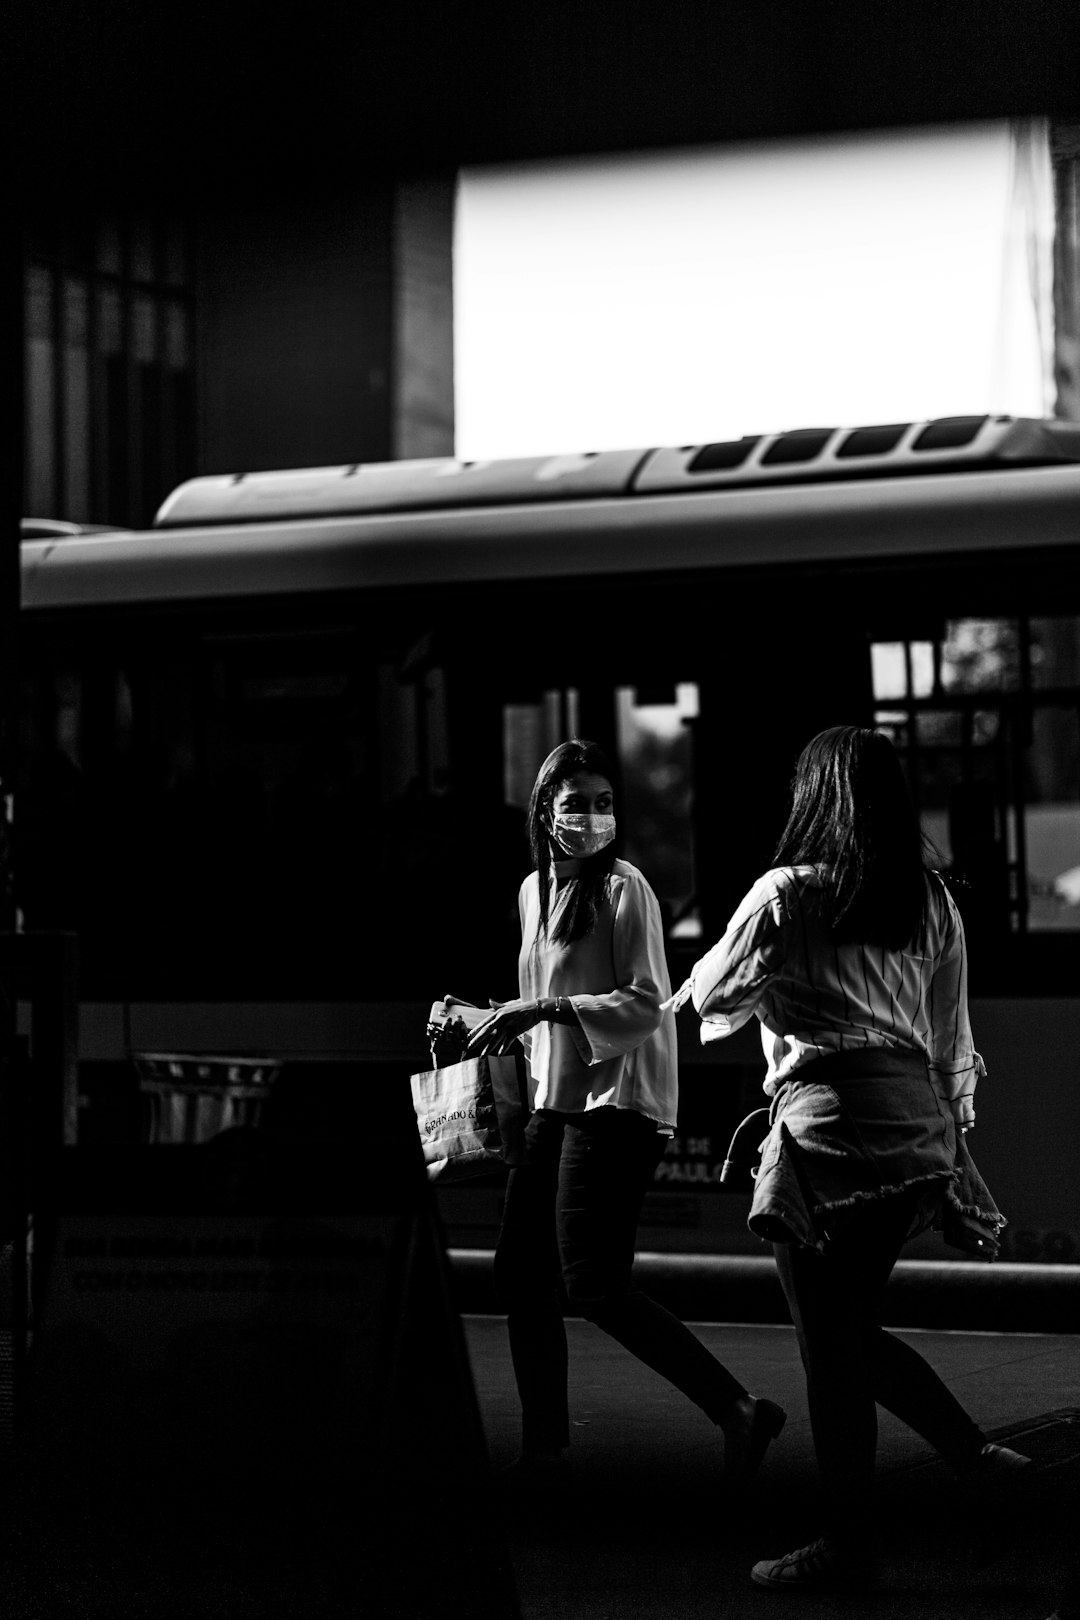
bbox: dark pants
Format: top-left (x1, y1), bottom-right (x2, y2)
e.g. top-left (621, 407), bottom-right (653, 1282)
top-left (494, 1106), bottom-right (747, 1453)
top-left (773, 1186), bottom-right (986, 1545)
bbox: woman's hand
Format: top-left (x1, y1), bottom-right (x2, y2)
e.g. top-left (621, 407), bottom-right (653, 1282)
top-left (465, 999), bottom-right (545, 1057)
top-left (950, 1094), bottom-right (976, 1133)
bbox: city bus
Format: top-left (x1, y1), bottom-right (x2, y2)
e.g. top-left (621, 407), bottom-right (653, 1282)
top-left (18, 413), bottom-right (1080, 1264)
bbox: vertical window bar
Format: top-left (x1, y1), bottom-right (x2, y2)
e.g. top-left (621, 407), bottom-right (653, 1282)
top-left (543, 690), bottom-right (562, 753)
top-left (63, 273), bottom-right (91, 521)
top-left (26, 208), bottom-right (196, 527)
top-left (177, 224), bottom-right (197, 496)
top-left (86, 249), bottom-right (103, 519)
top-left (50, 251), bottom-right (66, 517)
top-left (137, 279), bottom-right (162, 524)
top-left (1018, 619), bottom-right (1035, 749)
top-left (25, 262), bottom-right (57, 515)
top-left (121, 219), bottom-right (141, 526)
top-left (171, 364), bottom-right (196, 504)
top-left (152, 217), bottom-right (169, 518)
top-left (1007, 699), bottom-right (1029, 932)
top-left (414, 672), bottom-right (428, 796)
top-left (961, 700), bottom-right (973, 779)
top-left (1012, 620), bottom-right (1036, 933)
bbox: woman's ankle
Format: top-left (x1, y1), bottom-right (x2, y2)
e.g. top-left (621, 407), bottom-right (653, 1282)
top-left (719, 1393), bottom-right (756, 1433)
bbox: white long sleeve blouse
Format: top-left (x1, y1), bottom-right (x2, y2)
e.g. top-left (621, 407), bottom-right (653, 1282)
top-left (686, 865), bottom-right (981, 1105)
top-left (517, 857), bottom-right (678, 1128)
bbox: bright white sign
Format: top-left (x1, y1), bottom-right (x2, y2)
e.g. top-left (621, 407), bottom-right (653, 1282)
top-left (455, 122), bottom-right (1054, 460)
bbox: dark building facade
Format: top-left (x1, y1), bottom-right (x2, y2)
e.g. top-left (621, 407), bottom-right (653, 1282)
top-left (22, 180), bottom-right (455, 529)
top-left (24, 213), bottom-right (197, 528)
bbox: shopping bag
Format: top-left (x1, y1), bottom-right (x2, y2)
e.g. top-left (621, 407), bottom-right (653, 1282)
top-left (410, 1053), bottom-right (530, 1182)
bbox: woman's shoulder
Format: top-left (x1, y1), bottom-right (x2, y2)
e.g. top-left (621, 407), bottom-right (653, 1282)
top-left (753, 864), bottom-right (822, 903)
top-left (921, 868), bottom-right (960, 927)
top-left (518, 870), bottom-right (540, 901)
top-left (609, 859), bottom-right (663, 909)
top-left (611, 858), bottom-right (656, 891)
top-left (720, 865), bottom-right (821, 932)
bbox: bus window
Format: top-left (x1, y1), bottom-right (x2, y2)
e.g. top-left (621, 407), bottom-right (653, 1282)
top-left (503, 689), bottom-right (580, 810)
top-left (871, 615), bottom-right (1080, 938)
top-left (940, 618), bottom-right (1021, 693)
top-left (616, 682), bottom-right (700, 941)
top-left (1023, 703), bottom-right (1080, 931)
top-left (500, 682), bottom-right (700, 940)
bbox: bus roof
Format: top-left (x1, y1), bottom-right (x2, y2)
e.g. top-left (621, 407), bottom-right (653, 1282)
top-left (150, 415), bottom-right (1080, 529)
top-left (21, 459), bottom-right (1080, 612)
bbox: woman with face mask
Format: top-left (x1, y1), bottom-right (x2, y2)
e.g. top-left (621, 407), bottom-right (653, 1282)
top-left (466, 739), bottom-right (785, 1487)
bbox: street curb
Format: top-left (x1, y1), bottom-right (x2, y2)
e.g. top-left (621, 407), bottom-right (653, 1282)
top-left (448, 1249), bottom-right (1080, 1333)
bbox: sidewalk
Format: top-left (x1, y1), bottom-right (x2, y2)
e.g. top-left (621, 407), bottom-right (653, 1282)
top-left (464, 1315), bottom-right (1080, 1620)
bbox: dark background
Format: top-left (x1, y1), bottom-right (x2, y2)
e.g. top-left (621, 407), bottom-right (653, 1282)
top-left (12, 0), bottom-right (1080, 207)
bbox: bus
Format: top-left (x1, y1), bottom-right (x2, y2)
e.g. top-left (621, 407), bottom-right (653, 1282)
top-left (18, 413), bottom-right (1080, 1266)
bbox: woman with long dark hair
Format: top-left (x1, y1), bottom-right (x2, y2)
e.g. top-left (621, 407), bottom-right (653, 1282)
top-left (676, 726), bottom-right (1029, 1591)
top-left (467, 739), bottom-right (785, 1485)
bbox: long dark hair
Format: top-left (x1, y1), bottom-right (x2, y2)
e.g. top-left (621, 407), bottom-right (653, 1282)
top-left (526, 739), bottom-right (617, 946)
top-left (773, 726), bottom-right (932, 947)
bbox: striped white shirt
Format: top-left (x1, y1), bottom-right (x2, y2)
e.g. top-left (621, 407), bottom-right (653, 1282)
top-left (681, 865), bottom-right (982, 1103)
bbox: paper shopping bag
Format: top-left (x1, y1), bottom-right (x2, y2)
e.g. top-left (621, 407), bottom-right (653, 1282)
top-left (410, 1054), bottom-right (530, 1182)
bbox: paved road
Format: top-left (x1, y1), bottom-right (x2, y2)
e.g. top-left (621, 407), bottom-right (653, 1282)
top-left (464, 1315), bottom-right (1080, 1620)
top-left (0, 1311), bottom-right (1073, 1616)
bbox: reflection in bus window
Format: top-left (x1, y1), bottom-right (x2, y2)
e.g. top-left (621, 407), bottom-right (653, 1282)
top-left (1031, 616), bottom-right (1080, 689)
top-left (616, 683), bottom-right (700, 940)
top-left (940, 619), bottom-right (1020, 693)
top-left (1024, 704), bottom-right (1080, 930)
top-left (500, 683), bottom-right (700, 940)
top-left (871, 616), bottom-right (1080, 934)
top-left (503, 689), bottom-right (580, 810)
top-left (870, 640), bottom-right (935, 701)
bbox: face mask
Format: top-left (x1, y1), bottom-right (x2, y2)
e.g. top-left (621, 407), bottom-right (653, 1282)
top-left (551, 812), bottom-right (616, 858)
